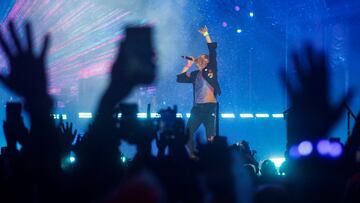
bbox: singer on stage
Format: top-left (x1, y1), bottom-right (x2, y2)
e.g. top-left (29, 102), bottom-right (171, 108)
top-left (176, 26), bottom-right (221, 155)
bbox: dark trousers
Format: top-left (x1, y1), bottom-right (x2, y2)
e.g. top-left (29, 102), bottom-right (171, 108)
top-left (187, 103), bottom-right (217, 153)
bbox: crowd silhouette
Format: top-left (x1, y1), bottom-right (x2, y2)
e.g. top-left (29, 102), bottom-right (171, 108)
top-left (0, 20), bottom-right (359, 203)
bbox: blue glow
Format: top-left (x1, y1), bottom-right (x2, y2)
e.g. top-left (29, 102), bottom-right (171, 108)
top-left (69, 156), bottom-right (76, 163)
top-left (329, 142), bottom-right (343, 158)
top-left (150, 113), bottom-right (161, 118)
top-left (272, 114), bottom-right (284, 118)
top-left (269, 157), bottom-right (285, 168)
top-left (78, 112), bottom-right (92, 119)
top-left (298, 141), bottom-right (313, 156)
top-left (255, 113), bottom-right (270, 118)
top-left (221, 113), bottom-right (235, 118)
top-left (137, 113), bottom-right (147, 118)
top-left (316, 139), bottom-right (331, 155)
top-left (289, 145), bottom-right (301, 159)
top-left (240, 113), bottom-right (254, 118)
top-left (121, 156), bottom-right (126, 163)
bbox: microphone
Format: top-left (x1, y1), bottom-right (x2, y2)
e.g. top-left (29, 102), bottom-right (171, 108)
top-left (181, 56), bottom-right (194, 61)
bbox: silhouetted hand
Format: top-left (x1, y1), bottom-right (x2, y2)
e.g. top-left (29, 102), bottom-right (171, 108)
top-left (0, 21), bottom-right (51, 102)
top-left (344, 113), bottom-right (360, 166)
top-left (347, 113), bottom-right (360, 143)
top-left (3, 120), bottom-right (28, 151)
top-left (59, 122), bottom-right (79, 152)
top-left (155, 133), bottom-right (169, 157)
top-left (282, 45), bottom-right (352, 142)
top-left (197, 136), bottom-right (236, 203)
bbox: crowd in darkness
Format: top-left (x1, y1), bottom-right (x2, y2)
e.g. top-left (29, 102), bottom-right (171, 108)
top-left (0, 20), bottom-right (359, 203)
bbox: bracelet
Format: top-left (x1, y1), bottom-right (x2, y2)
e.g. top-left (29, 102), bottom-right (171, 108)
top-left (203, 32), bottom-right (209, 37)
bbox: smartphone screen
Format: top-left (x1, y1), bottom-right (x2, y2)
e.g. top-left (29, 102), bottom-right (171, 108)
top-left (356, 148), bottom-right (360, 163)
top-left (6, 102), bottom-right (22, 123)
top-left (122, 26), bottom-right (156, 84)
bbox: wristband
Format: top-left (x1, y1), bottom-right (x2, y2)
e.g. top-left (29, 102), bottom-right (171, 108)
top-left (203, 32), bottom-right (209, 37)
top-left (185, 64), bottom-right (192, 68)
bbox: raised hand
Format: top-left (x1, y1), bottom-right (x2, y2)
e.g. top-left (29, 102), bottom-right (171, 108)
top-left (59, 122), bottom-right (79, 151)
top-left (198, 26), bottom-right (208, 35)
top-left (344, 113), bottom-right (360, 165)
top-left (3, 120), bottom-right (28, 152)
top-left (282, 45), bottom-right (352, 143)
top-left (0, 21), bottom-right (51, 102)
top-left (155, 133), bottom-right (169, 158)
top-left (102, 27), bottom-right (155, 108)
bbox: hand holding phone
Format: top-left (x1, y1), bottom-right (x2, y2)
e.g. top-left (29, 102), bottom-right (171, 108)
top-left (106, 26), bottom-right (156, 103)
top-left (121, 26), bottom-right (156, 85)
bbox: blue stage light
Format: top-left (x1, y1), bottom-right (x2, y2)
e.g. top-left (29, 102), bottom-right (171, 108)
top-left (329, 142), bottom-right (342, 158)
top-left (298, 141), bottom-right (313, 156)
top-left (317, 139), bottom-right (331, 155)
top-left (255, 113), bottom-right (270, 118)
top-left (221, 113), bottom-right (235, 118)
top-left (236, 29), bottom-right (242, 33)
top-left (272, 114), bottom-right (284, 118)
top-left (69, 156), bottom-right (76, 163)
top-left (150, 113), bottom-right (161, 118)
top-left (240, 113), bottom-right (254, 118)
top-left (249, 12), bottom-right (254, 17)
top-left (137, 113), bottom-right (147, 118)
top-left (121, 156), bottom-right (126, 163)
top-left (78, 112), bottom-right (92, 118)
top-left (289, 146), bottom-right (300, 159)
top-left (269, 157), bottom-right (285, 168)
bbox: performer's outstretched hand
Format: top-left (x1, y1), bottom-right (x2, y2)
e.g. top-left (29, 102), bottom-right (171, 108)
top-left (198, 25), bottom-right (212, 43)
top-left (198, 26), bottom-right (208, 35)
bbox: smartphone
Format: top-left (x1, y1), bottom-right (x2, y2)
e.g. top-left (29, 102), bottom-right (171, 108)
top-left (356, 147), bottom-right (360, 163)
top-left (119, 103), bottom-right (138, 120)
top-left (122, 26), bottom-right (156, 84)
top-left (116, 103), bottom-right (139, 143)
top-left (1, 146), bottom-right (7, 155)
top-left (159, 110), bottom-right (177, 134)
top-left (6, 102), bottom-right (22, 124)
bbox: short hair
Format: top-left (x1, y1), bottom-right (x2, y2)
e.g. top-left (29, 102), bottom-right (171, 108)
top-left (201, 54), bottom-right (209, 59)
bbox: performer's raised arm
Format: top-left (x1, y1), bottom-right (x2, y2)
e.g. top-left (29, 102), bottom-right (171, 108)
top-left (199, 26), bottom-right (217, 71)
top-left (198, 26), bottom-right (212, 43)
